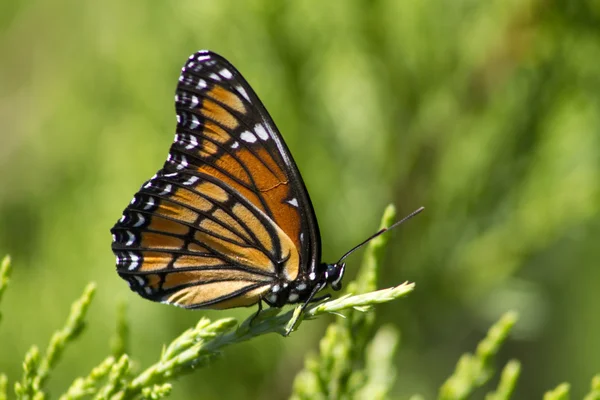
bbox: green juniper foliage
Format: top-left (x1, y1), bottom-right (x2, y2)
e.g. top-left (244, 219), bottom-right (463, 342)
top-left (439, 312), bottom-right (518, 400)
top-left (544, 383), bottom-right (570, 400)
top-left (13, 283), bottom-right (95, 400)
top-left (110, 302), bottom-right (129, 360)
top-left (290, 205), bottom-right (401, 400)
top-left (584, 375), bottom-right (600, 400)
top-left (485, 360), bottom-right (521, 400)
top-left (1, 207), bottom-right (598, 399)
top-left (0, 256), bottom-right (10, 326)
top-left (1, 375), bottom-right (7, 400)
top-left (2, 1), bottom-right (600, 398)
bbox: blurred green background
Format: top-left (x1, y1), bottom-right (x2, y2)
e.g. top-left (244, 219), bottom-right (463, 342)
top-left (1, 0), bottom-right (599, 398)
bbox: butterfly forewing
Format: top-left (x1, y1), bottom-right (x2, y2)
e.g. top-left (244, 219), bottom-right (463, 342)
top-left (111, 51), bottom-right (321, 309)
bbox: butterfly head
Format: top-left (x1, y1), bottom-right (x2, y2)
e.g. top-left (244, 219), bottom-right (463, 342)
top-left (324, 262), bottom-right (346, 291)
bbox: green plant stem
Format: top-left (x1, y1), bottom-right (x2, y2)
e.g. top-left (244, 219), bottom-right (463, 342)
top-left (115, 280), bottom-right (413, 399)
top-left (486, 360), bottom-right (521, 400)
top-left (291, 205), bottom-right (410, 399)
top-left (94, 355), bottom-right (130, 400)
top-left (439, 311), bottom-right (519, 400)
top-left (15, 346), bottom-right (41, 400)
top-left (0, 255), bottom-right (11, 325)
top-left (544, 383), bottom-right (570, 400)
top-left (1, 374), bottom-right (8, 400)
top-left (35, 283), bottom-right (96, 392)
top-left (111, 301), bottom-right (129, 359)
top-left (140, 384), bottom-right (171, 400)
top-left (59, 357), bottom-right (116, 400)
top-left (355, 325), bottom-right (400, 400)
top-left (584, 375), bottom-right (600, 400)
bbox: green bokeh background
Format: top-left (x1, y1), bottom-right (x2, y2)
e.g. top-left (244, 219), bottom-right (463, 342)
top-left (1, 1), bottom-right (599, 398)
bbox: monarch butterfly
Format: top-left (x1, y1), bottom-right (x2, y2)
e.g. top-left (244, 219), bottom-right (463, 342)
top-left (111, 50), bottom-right (422, 334)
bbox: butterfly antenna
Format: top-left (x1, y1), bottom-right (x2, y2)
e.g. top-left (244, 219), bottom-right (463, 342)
top-left (337, 206), bottom-right (425, 264)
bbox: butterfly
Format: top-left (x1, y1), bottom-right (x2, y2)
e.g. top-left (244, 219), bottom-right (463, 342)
top-left (111, 50), bottom-right (423, 334)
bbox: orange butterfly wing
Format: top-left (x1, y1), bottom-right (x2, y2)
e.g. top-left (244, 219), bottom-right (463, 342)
top-left (111, 51), bottom-right (321, 309)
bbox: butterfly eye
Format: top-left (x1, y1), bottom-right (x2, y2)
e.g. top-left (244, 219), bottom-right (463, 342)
top-left (326, 263), bottom-right (345, 291)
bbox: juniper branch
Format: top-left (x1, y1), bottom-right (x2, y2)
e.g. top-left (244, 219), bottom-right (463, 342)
top-left (544, 383), bottom-right (570, 400)
top-left (0, 255), bottom-right (11, 325)
top-left (34, 283), bottom-right (96, 393)
top-left (439, 311), bottom-right (519, 400)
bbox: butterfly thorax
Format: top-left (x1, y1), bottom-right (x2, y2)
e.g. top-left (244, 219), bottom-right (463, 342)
top-left (263, 262), bottom-right (346, 307)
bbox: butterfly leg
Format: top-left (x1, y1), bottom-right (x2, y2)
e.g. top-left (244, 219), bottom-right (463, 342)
top-left (300, 282), bottom-right (327, 313)
top-left (248, 298), bottom-right (263, 327)
top-left (308, 293), bottom-right (331, 304)
top-left (285, 282), bottom-right (326, 336)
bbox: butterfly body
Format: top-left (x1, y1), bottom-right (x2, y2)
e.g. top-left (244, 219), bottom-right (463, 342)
top-left (111, 50), bottom-right (345, 313)
top-left (262, 261), bottom-right (346, 307)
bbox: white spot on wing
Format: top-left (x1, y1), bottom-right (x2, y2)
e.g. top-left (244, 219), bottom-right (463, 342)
top-left (219, 68), bottom-right (233, 79)
top-left (171, 155), bottom-right (188, 171)
top-left (125, 231), bottom-right (135, 246)
top-left (185, 134), bottom-right (198, 150)
top-left (143, 197), bottom-right (155, 210)
top-left (190, 95), bottom-right (199, 108)
top-left (133, 213), bottom-right (146, 228)
top-left (236, 85), bottom-right (250, 102)
top-left (287, 198), bottom-right (299, 207)
top-left (240, 131), bottom-right (257, 143)
top-left (160, 184), bottom-right (173, 195)
top-left (309, 272), bottom-right (316, 281)
top-left (196, 79), bottom-right (207, 89)
top-left (255, 124), bottom-right (269, 140)
top-left (180, 155), bottom-right (188, 169)
top-left (189, 114), bottom-right (200, 129)
top-left (129, 253), bottom-right (140, 270)
top-left (288, 293), bottom-right (299, 303)
top-left (209, 73), bottom-right (221, 81)
top-left (231, 141), bottom-right (240, 149)
top-left (133, 213), bottom-right (145, 227)
top-left (184, 176), bottom-right (199, 185)
top-left (296, 283), bottom-right (307, 291)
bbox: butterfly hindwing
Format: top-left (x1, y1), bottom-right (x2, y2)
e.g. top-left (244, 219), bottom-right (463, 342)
top-left (111, 51), bottom-right (321, 309)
